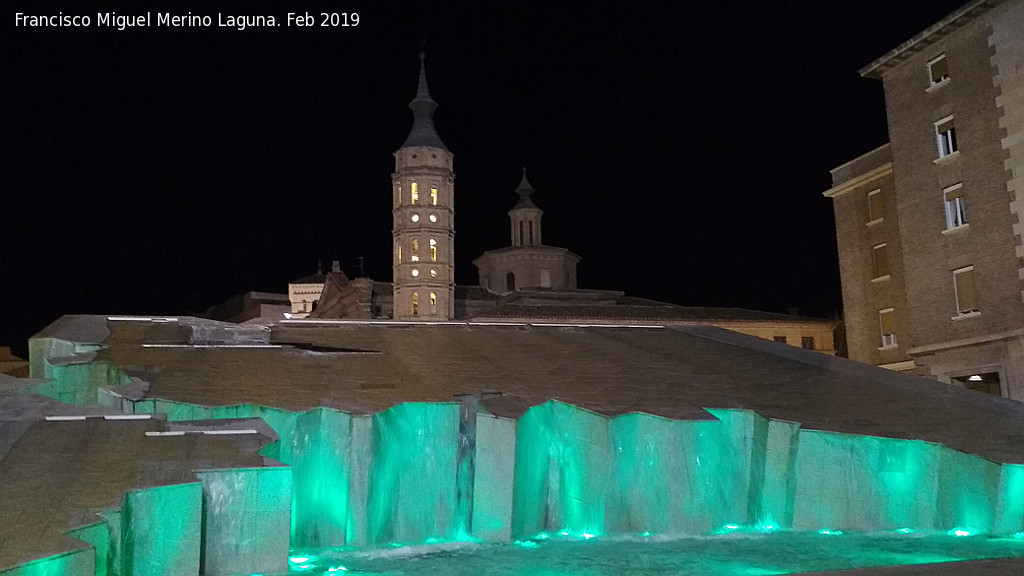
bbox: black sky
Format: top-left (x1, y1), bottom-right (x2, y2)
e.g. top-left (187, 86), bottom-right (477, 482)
top-left (2, 0), bottom-right (969, 355)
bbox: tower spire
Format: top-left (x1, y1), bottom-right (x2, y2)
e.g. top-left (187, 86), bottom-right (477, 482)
top-left (515, 166), bottom-right (536, 206)
top-left (401, 52), bottom-right (447, 150)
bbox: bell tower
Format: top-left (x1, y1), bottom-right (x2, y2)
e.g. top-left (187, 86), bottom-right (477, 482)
top-left (392, 53), bottom-right (455, 320)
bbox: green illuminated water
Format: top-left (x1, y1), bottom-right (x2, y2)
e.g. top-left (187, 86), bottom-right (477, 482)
top-left (283, 534), bottom-right (1024, 575)
top-left (24, 356), bottom-right (1024, 574)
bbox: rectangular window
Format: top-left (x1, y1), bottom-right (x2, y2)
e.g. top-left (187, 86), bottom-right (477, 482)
top-left (773, 336), bottom-right (787, 344)
top-left (935, 116), bottom-right (958, 158)
top-left (928, 54), bottom-right (949, 85)
top-left (411, 182), bottom-right (419, 204)
top-left (430, 292), bottom-right (437, 314)
top-left (872, 243), bottom-right (890, 279)
top-left (879, 308), bottom-right (896, 347)
top-left (953, 266), bottom-right (979, 314)
top-left (943, 183), bottom-right (967, 229)
top-left (801, 336), bottom-right (815, 350)
top-left (411, 238), bottom-right (419, 262)
top-left (429, 238), bottom-right (437, 262)
top-left (867, 189), bottom-right (884, 223)
top-left (431, 187), bottom-right (438, 206)
top-left (412, 292), bottom-right (419, 315)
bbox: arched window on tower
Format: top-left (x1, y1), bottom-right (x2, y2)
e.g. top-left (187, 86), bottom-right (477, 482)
top-left (411, 182), bottom-right (419, 204)
top-left (429, 238), bottom-right (437, 262)
top-left (431, 187), bottom-right (438, 206)
top-left (430, 292), bottom-right (437, 314)
top-left (412, 292), bottom-right (419, 315)
top-left (506, 272), bottom-right (516, 292)
top-left (412, 238), bottom-right (419, 261)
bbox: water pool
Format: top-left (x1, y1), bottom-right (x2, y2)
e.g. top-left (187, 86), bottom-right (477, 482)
top-left (280, 533), bottom-right (1024, 575)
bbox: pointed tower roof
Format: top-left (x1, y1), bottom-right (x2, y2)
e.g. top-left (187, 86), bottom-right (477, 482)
top-left (401, 53), bottom-right (447, 150)
top-left (513, 167), bottom-right (538, 208)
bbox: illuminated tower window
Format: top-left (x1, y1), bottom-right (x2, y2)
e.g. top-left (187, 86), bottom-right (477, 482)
top-left (411, 214), bottom-right (419, 222)
top-left (429, 238), bottom-right (437, 261)
top-left (430, 268), bottom-right (438, 278)
top-left (412, 238), bottom-right (419, 261)
top-left (411, 182), bottom-right (419, 204)
top-left (397, 243), bottom-right (402, 263)
top-left (412, 292), bottom-right (419, 315)
top-left (431, 187), bottom-right (438, 205)
top-left (430, 292), bottom-right (437, 314)
top-left (429, 213), bottom-right (438, 222)
top-left (411, 268), bottom-right (419, 277)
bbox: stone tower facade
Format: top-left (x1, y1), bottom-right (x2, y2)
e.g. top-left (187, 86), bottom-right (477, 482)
top-left (392, 53), bottom-right (455, 320)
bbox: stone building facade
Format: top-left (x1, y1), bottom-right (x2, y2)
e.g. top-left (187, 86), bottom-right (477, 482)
top-left (826, 0), bottom-right (1024, 398)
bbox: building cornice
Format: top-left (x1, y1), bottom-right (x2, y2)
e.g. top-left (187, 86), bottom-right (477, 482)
top-left (823, 163), bottom-right (893, 198)
top-left (909, 328), bottom-right (1024, 356)
top-left (859, 0), bottom-right (1003, 79)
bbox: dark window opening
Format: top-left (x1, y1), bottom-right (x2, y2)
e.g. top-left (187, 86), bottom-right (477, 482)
top-left (952, 372), bottom-right (1001, 396)
top-left (506, 272), bottom-right (516, 292)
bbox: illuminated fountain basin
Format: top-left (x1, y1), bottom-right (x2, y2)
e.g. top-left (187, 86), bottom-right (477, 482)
top-left (19, 373), bottom-right (1024, 575)
top-left (284, 533), bottom-right (1024, 575)
top-left (116, 398), bottom-right (1024, 574)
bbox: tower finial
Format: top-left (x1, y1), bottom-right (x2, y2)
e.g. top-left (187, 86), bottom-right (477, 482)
top-left (401, 51), bottom-right (447, 149)
top-left (516, 167), bottom-right (535, 204)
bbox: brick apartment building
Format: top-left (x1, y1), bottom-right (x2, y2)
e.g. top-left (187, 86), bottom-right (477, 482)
top-left (825, 0), bottom-right (1024, 397)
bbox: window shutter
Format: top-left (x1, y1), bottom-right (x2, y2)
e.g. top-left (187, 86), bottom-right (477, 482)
top-left (873, 245), bottom-right (890, 277)
top-left (868, 191), bottom-right (884, 221)
top-left (930, 58), bottom-right (948, 82)
top-left (880, 310), bottom-right (896, 335)
top-left (955, 269), bottom-right (978, 311)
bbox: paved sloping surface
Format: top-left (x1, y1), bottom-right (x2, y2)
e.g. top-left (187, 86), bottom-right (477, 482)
top-left (0, 416), bottom-right (270, 570)
top-left (80, 316), bottom-right (1024, 464)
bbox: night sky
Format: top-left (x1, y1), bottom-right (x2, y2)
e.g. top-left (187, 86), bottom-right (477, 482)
top-left (2, 1), bottom-right (969, 355)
